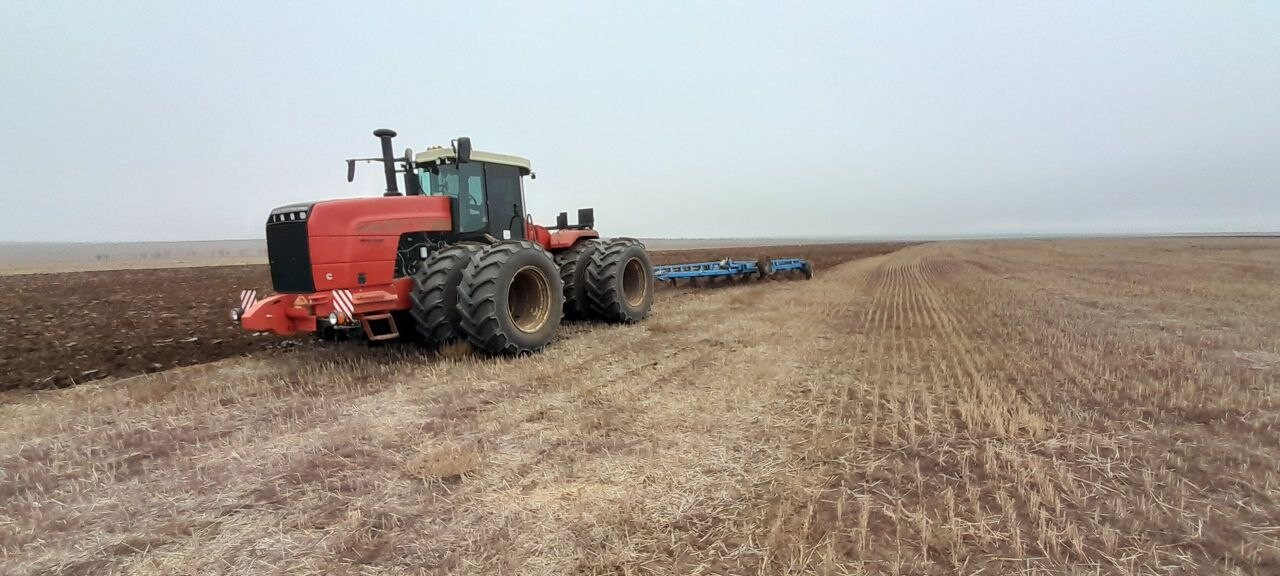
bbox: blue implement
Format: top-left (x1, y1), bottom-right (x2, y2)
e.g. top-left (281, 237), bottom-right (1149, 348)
top-left (653, 257), bottom-right (812, 283)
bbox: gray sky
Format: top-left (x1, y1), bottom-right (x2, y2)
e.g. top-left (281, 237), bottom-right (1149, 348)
top-left (2, 1), bottom-right (1278, 242)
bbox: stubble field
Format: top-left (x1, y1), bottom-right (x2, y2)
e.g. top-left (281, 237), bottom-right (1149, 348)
top-left (2, 238), bottom-right (1278, 574)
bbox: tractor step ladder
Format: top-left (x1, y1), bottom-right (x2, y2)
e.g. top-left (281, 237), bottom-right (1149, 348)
top-left (360, 313), bottom-right (400, 341)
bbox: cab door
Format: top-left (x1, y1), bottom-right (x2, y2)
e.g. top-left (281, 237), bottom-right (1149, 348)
top-left (484, 163), bottom-right (525, 240)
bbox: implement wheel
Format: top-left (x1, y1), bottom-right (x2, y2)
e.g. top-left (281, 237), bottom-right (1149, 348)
top-left (410, 243), bottom-right (483, 347)
top-left (555, 238), bottom-right (601, 320)
top-left (585, 238), bottom-right (654, 323)
top-left (756, 255), bottom-right (774, 279)
top-left (458, 241), bottom-right (564, 355)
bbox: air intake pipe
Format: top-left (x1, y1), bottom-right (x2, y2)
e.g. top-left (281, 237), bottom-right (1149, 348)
top-left (373, 128), bottom-right (400, 197)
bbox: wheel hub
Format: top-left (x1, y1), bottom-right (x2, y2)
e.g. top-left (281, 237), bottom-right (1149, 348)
top-left (622, 257), bottom-right (647, 307)
top-left (508, 265), bottom-right (552, 333)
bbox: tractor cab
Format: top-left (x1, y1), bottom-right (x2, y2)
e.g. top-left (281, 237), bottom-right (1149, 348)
top-left (413, 147), bottom-right (532, 242)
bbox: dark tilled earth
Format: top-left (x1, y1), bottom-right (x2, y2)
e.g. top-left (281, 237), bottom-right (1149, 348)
top-left (1, 243), bottom-right (908, 390)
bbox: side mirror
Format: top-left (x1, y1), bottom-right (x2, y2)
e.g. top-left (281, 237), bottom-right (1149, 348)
top-left (453, 136), bottom-right (472, 163)
top-left (346, 159), bottom-right (356, 182)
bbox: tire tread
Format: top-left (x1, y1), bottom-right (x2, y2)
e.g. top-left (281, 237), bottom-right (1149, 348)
top-left (555, 239), bottom-right (601, 320)
top-left (584, 238), bottom-right (653, 323)
top-left (458, 240), bottom-right (562, 355)
top-left (410, 243), bottom-right (482, 346)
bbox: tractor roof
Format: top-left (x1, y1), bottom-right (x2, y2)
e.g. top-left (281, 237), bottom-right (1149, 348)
top-left (414, 146), bottom-right (532, 175)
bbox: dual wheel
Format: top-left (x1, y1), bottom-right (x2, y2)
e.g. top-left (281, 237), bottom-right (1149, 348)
top-left (410, 238), bottom-right (653, 355)
top-left (557, 238), bottom-right (654, 323)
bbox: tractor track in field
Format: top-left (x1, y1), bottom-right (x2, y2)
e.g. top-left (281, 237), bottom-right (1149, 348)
top-left (0, 243), bottom-right (910, 392)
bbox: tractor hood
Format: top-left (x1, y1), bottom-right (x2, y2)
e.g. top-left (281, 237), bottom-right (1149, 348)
top-left (268, 196), bottom-right (452, 237)
top-left (264, 195), bottom-right (454, 293)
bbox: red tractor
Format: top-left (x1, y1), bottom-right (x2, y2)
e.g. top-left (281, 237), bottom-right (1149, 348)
top-left (234, 129), bottom-right (654, 354)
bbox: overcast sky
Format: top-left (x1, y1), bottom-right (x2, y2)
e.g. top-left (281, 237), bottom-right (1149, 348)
top-left (2, 1), bottom-right (1278, 242)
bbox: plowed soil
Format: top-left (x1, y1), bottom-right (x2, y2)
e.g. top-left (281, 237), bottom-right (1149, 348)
top-left (0, 242), bottom-right (906, 390)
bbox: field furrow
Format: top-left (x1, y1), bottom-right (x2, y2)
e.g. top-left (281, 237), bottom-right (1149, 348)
top-left (2, 239), bottom-right (1278, 574)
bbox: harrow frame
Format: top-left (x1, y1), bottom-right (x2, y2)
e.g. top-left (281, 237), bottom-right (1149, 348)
top-left (653, 258), bottom-right (812, 284)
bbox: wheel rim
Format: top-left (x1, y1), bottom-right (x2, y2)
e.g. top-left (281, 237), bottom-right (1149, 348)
top-left (622, 257), bottom-right (647, 308)
top-left (508, 265), bottom-right (552, 333)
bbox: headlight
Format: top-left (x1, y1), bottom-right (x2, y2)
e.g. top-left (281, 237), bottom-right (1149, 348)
top-left (230, 309), bottom-right (241, 321)
top-left (328, 312), bottom-right (340, 325)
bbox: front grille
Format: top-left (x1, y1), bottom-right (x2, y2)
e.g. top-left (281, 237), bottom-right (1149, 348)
top-left (266, 220), bottom-right (314, 293)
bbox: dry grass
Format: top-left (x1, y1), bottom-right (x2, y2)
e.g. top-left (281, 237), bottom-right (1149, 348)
top-left (1, 238), bottom-right (1278, 574)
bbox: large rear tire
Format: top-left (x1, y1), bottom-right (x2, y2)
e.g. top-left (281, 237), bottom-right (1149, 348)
top-left (554, 239), bottom-right (601, 320)
top-left (585, 238), bottom-right (654, 323)
top-left (458, 241), bottom-right (564, 355)
top-left (410, 243), bottom-right (483, 347)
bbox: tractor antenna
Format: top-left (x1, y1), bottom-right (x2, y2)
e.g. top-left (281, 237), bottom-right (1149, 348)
top-left (373, 128), bottom-right (401, 197)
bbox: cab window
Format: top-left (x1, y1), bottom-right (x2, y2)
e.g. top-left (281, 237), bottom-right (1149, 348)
top-left (420, 163), bottom-right (487, 232)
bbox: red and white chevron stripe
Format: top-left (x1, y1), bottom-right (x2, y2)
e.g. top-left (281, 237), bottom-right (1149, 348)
top-left (331, 289), bottom-right (356, 320)
top-left (239, 289), bottom-right (257, 311)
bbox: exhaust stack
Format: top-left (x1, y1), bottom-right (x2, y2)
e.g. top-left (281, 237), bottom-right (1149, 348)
top-left (373, 128), bottom-right (400, 197)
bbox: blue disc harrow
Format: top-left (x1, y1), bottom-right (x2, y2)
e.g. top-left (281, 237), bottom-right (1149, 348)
top-left (653, 257), bottom-right (812, 285)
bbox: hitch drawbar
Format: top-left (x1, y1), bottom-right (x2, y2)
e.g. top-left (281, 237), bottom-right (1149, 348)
top-left (652, 258), bottom-right (812, 284)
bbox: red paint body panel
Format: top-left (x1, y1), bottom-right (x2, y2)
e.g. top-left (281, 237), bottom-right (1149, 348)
top-left (306, 196), bottom-right (452, 236)
top-left (526, 222), bottom-right (552, 248)
top-left (305, 196), bottom-right (451, 291)
top-left (312, 261), bottom-right (397, 291)
top-left (240, 279), bottom-right (414, 336)
top-left (547, 228), bottom-right (600, 250)
top-left (525, 222), bottom-right (598, 252)
top-left (240, 294), bottom-right (318, 335)
top-left (308, 236), bottom-right (398, 265)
